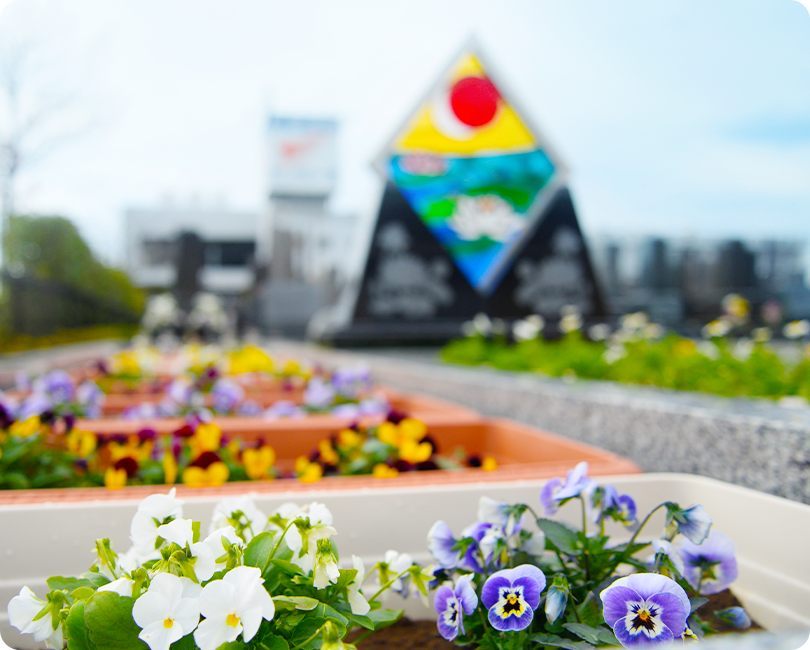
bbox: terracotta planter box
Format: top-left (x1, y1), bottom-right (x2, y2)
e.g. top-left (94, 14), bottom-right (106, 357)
top-left (0, 473), bottom-right (806, 649)
top-left (0, 418), bottom-right (639, 506)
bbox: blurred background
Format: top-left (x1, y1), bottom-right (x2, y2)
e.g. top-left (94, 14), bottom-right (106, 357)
top-left (0, 0), bottom-right (809, 346)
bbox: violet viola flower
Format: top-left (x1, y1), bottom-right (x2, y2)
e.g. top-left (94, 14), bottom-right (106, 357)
top-left (238, 400), bottom-right (262, 416)
top-left (35, 370), bottom-right (75, 404)
top-left (459, 521), bottom-right (493, 573)
top-left (666, 504), bottom-right (712, 545)
top-left (541, 462), bottom-right (593, 515)
top-left (434, 575), bottom-right (478, 641)
top-left (586, 485), bottom-right (638, 527)
top-left (427, 521), bottom-right (461, 569)
top-left (678, 531), bottom-right (738, 595)
top-left (304, 377), bottom-right (336, 411)
top-left (600, 573), bottom-right (690, 648)
top-left (210, 378), bottom-right (245, 414)
top-left (76, 381), bottom-right (104, 418)
top-left (18, 393), bottom-right (53, 420)
top-left (481, 565), bottom-right (546, 632)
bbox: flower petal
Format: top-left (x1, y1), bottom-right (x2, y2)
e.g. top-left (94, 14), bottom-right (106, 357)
top-left (481, 575), bottom-right (510, 610)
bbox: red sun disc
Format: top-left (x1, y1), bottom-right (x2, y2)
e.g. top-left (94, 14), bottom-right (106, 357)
top-left (449, 76), bottom-right (500, 127)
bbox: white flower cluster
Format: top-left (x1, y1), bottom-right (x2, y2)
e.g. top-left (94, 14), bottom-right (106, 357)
top-left (8, 490), bottom-right (373, 650)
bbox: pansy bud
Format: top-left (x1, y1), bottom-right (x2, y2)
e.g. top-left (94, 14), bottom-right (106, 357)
top-left (715, 607), bottom-right (752, 629)
top-left (545, 575), bottom-right (569, 625)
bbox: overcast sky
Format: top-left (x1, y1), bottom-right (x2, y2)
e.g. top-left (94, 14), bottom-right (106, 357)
top-left (1, 0), bottom-right (809, 267)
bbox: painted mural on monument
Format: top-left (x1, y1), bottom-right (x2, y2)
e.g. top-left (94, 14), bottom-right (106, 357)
top-left (376, 46), bottom-right (566, 295)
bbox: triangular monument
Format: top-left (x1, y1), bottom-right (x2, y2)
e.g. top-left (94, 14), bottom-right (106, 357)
top-left (311, 40), bottom-right (605, 345)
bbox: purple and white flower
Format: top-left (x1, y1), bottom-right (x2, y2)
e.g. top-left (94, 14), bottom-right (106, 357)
top-left (263, 400), bottom-right (305, 419)
top-left (18, 393), bottom-right (53, 421)
top-left (600, 573), bottom-right (690, 647)
top-left (678, 531), bottom-right (738, 595)
top-left (34, 370), bottom-right (75, 404)
top-left (434, 575), bottom-right (478, 641)
top-left (481, 565), bottom-right (546, 632)
top-left (427, 521), bottom-right (461, 569)
top-left (585, 485), bottom-right (638, 527)
top-left (541, 462), bottom-right (594, 515)
top-left (330, 367), bottom-right (372, 400)
top-left (76, 381), bottom-right (104, 418)
top-left (667, 504), bottom-right (712, 545)
top-left (303, 377), bottom-right (336, 411)
top-left (210, 379), bottom-right (245, 414)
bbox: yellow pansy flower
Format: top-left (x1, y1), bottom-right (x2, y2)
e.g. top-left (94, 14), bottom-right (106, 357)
top-left (481, 456), bottom-right (498, 472)
top-left (318, 439), bottom-right (339, 466)
top-left (9, 416), bottom-right (42, 438)
top-left (182, 461), bottom-right (229, 488)
top-left (399, 439), bottom-right (432, 464)
top-left (163, 453), bottom-right (178, 485)
top-left (337, 428), bottom-right (363, 451)
top-left (66, 429), bottom-right (97, 458)
top-left (295, 456), bottom-right (323, 483)
top-left (189, 423), bottom-right (223, 457)
top-left (243, 445), bottom-right (276, 480)
top-left (104, 467), bottom-right (127, 490)
top-left (372, 463), bottom-right (399, 479)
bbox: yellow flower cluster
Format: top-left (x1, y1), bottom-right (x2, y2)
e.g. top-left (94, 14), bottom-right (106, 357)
top-left (376, 418), bottom-right (432, 464)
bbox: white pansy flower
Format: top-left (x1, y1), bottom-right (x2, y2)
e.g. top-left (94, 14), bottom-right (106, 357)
top-left (98, 577), bottom-right (135, 598)
top-left (209, 496), bottom-right (268, 541)
top-left (119, 545), bottom-right (161, 573)
top-left (202, 526), bottom-right (244, 573)
top-left (701, 318), bottom-right (732, 339)
top-left (156, 519), bottom-right (217, 582)
top-left (131, 489), bottom-right (184, 553)
top-left (284, 503), bottom-right (337, 574)
top-left (132, 573), bottom-right (201, 650)
top-left (513, 316), bottom-right (545, 342)
top-left (312, 539), bottom-right (340, 589)
top-left (382, 550), bottom-right (414, 597)
top-left (347, 556), bottom-right (370, 615)
top-left (697, 341), bottom-right (721, 360)
top-left (651, 538), bottom-right (686, 576)
top-left (8, 587), bottom-right (62, 648)
top-left (193, 567), bottom-right (275, 650)
top-left (784, 319), bottom-right (810, 339)
top-left (588, 323), bottom-right (611, 341)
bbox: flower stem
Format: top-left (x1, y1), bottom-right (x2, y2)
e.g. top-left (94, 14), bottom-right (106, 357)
top-left (289, 624), bottom-right (325, 650)
top-left (604, 502), bottom-right (667, 578)
top-left (268, 520), bottom-right (298, 559)
top-left (367, 567), bottom-right (412, 603)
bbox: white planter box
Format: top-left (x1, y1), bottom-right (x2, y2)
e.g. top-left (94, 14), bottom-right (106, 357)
top-left (1, 473), bottom-right (808, 648)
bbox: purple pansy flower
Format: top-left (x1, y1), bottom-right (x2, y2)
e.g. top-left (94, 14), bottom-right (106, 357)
top-left (435, 575), bottom-right (478, 641)
top-left (481, 565), bottom-right (546, 632)
top-left (678, 531), bottom-right (738, 595)
top-left (667, 504), bottom-right (712, 545)
top-left (586, 485), bottom-right (638, 527)
top-left (34, 370), bottom-right (75, 404)
top-left (459, 521), bottom-right (493, 573)
top-left (165, 379), bottom-right (193, 406)
top-left (264, 401), bottom-right (305, 419)
top-left (18, 393), bottom-right (53, 420)
top-left (238, 399), bottom-right (262, 416)
top-left (330, 403), bottom-right (361, 419)
top-left (210, 378), bottom-right (245, 414)
top-left (330, 367), bottom-right (372, 400)
top-left (304, 377), bottom-right (336, 411)
top-left (600, 573), bottom-right (690, 648)
top-left (428, 521), bottom-right (461, 569)
top-left (76, 381), bottom-right (104, 418)
top-left (541, 462), bottom-right (594, 515)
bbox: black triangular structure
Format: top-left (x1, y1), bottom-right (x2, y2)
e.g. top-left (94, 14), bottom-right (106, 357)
top-left (318, 182), bottom-right (605, 345)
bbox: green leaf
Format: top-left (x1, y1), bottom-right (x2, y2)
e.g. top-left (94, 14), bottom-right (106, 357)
top-left (690, 597), bottom-right (709, 613)
top-left (313, 602), bottom-right (349, 627)
top-left (563, 623), bottom-right (618, 646)
top-left (267, 559), bottom-right (303, 576)
top-left (84, 592), bottom-right (148, 650)
top-left (528, 632), bottom-right (595, 650)
top-left (169, 634), bottom-right (197, 650)
top-left (345, 613), bottom-right (374, 631)
top-left (65, 600), bottom-right (95, 650)
top-left (332, 568), bottom-right (358, 591)
top-left (290, 617), bottom-right (327, 650)
top-left (71, 587), bottom-right (97, 601)
top-left (243, 532), bottom-right (277, 573)
top-left (257, 634), bottom-right (290, 650)
top-left (47, 576), bottom-right (96, 592)
top-left (367, 608), bottom-right (404, 631)
top-left (577, 593), bottom-right (603, 628)
top-left (272, 596), bottom-right (319, 611)
top-left (536, 518), bottom-right (579, 554)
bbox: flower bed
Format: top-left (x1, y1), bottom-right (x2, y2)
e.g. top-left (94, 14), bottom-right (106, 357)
top-left (2, 471), bottom-right (807, 649)
top-left (0, 418), bottom-right (639, 503)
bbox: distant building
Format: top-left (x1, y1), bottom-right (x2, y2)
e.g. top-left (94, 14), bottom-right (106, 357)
top-left (124, 202), bottom-right (260, 295)
top-left (589, 234), bottom-right (810, 329)
top-left (257, 116), bottom-right (361, 335)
